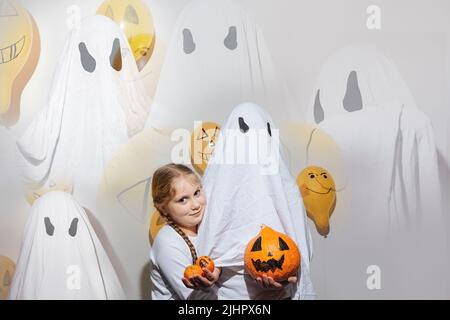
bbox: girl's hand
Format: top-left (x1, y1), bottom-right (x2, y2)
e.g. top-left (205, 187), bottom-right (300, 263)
top-left (255, 274), bottom-right (298, 289)
top-left (182, 267), bottom-right (221, 290)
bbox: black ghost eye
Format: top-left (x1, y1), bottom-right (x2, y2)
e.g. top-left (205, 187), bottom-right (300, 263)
top-left (238, 117), bottom-right (249, 133)
top-left (44, 217), bottom-right (54, 236)
top-left (314, 89), bottom-right (324, 124)
top-left (251, 237), bottom-right (262, 252)
top-left (267, 122), bottom-right (272, 137)
top-left (124, 4), bottom-right (139, 24)
top-left (279, 237), bottom-right (290, 251)
top-left (224, 26), bottom-right (237, 50)
top-left (110, 38), bottom-right (122, 71)
top-left (69, 218), bottom-right (79, 237)
top-left (3, 271), bottom-right (11, 286)
top-left (79, 42), bottom-right (96, 73)
top-left (343, 70), bottom-right (363, 112)
top-left (183, 28), bottom-right (196, 54)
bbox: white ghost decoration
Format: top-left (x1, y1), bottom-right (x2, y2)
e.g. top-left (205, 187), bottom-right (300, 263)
top-left (196, 102), bottom-right (315, 300)
top-left (305, 45), bottom-right (445, 298)
top-left (146, 0), bottom-right (296, 131)
top-left (8, 191), bottom-right (125, 300)
top-left (16, 15), bottom-right (149, 212)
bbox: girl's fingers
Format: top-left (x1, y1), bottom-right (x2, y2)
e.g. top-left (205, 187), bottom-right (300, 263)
top-left (202, 268), bottom-right (215, 282)
top-left (262, 275), bottom-right (270, 288)
top-left (182, 277), bottom-right (195, 288)
top-left (268, 277), bottom-right (283, 288)
top-left (288, 276), bottom-right (298, 284)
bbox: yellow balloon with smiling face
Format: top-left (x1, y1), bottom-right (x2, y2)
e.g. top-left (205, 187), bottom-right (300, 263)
top-left (297, 166), bottom-right (336, 238)
top-left (0, 0), bottom-right (40, 126)
top-left (0, 256), bottom-right (15, 300)
top-left (190, 122), bottom-right (221, 176)
top-left (97, 0), bottom-right (155, 71)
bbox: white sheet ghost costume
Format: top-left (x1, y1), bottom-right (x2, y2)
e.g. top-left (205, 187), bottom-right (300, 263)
top-left (8, 191), bottom-right (125, 300)
top-left (16, 15), bottom-right (149, 212)
top-left (196, 103), bottom-right (315, 300)
top-left (305, 45), bottom-right (446, 298)
top-left (146, 0), bottom-right (296, 131)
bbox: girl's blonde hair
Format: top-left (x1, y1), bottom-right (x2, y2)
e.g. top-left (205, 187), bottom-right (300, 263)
top-left (152, 163), bottom-right (201, 263)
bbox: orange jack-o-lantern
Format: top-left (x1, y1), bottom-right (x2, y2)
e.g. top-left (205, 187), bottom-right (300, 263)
top-left (244, 225), bottom-right (300, 282)
top-left (190, 122), bottom-right (220, 176)
top-left (196, 256), bottom-right (214, 273)
top-left (183, 264), bottom-right (203, 279)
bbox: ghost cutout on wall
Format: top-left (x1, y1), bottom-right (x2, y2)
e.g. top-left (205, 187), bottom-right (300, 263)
top-left (0, 0), bottom-right (40, 126)
top-left (0, 256), bottom-right (15, 300)
top-left (8, 191), bottom-right (125, 300)
top-left (146, 0), bottom-right (296, 132)
top-left (16, 15), bottom-right (149, 212)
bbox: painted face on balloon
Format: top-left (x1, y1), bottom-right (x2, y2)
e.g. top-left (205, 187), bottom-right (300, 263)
top-left (297, 166), bottom-right (336, 237)
top-left (0, 256), bottom-right (15, 300)
top-left (190, 122), bottom-right (220, 175)
top-left (0, 0), bottom-right (40, 125)
top-left (97, 0), bottom-right (155, 71)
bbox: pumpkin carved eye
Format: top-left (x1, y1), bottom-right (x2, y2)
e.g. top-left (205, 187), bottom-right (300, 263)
top-left (279, 237), bottom-right (290, 251)
top-left (251, 236), bottom-right (262, 252)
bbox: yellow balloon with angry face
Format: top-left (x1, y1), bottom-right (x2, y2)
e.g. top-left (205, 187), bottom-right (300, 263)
top-left (297, 166), bottom-right (336, 238)
top-left (190, 122), bottom-right (221, 176)
top-left (97, 0), bottom-right (155, 71)
top-left (0, 256), bottom-right (15, 300)
top-left (0, 0), bottom-right (40, 126)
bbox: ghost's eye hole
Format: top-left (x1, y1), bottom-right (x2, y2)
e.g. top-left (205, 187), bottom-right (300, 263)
top-left (44, 217), bottom-right (55, 236)
top-left (238, 117), bottom-right (249, 133)
top-left (321, 173), bottom-right (328, 179)
top-left (110, 38), bottom-right (122, 71)
top-left (224, 26), bottom-right (237, 50)
top-left (308, 173), bottom-right (316, 179)
top-left (314, 89), bottom-right (324, 124)
top-left (251, 237), bottom-right (262, 252)
top-left (69, 218), bottom-right (79, 237)
top-left (343, 70), bottom-right (363, 112)
top-left (124, 5), bottom-right (139, 24)
top-left (79, 42), bottom-right (96, 73)
top-left (279, 237), bottom-right (290, 251)
top-left (183, 28), bottom-right (196, 54)
top-left (267, 122), bottom-right (272, 137)
top-left (3, 271), bottom-right (12, 286)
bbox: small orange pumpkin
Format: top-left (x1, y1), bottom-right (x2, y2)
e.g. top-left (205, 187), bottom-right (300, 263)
top-left (244, 225), bottom-right (300, 282)
top-left (183, 265), bottom-right (204, 279)
top-left (196, 256), bottom-right (215, 273)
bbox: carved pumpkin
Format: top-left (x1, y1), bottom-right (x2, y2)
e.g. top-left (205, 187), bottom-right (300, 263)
top-left (183, 264), bottom-right (203, 279)
top-left (196, 256), bottom-right (214, 273)
top-left (244, 225), bottom-right (300, 282)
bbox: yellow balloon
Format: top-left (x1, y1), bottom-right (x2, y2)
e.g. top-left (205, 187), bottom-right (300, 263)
top-left (190, 122), bottom-right (220, 176)
top-left (297, 166), bottom-right (336, 238)
top-left (0, 256), bottom-right (15, 300)
top-left (25, 179), bottom-right (73, 206)
top-left (0, 0), bottom-right (40, 126)
top-left (97, 0), bottom-right (155, 71)
top-left (148, 210), bottom-right (166, 245)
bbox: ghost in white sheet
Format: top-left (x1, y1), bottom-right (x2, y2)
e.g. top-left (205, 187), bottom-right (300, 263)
top-left (8, 191), bottom-right (125, 300)
top-left (16, 15), bottom-right (149, 212)
top-left (196, 102), bottom-right (315, 300)
top-left (146, 0), bottom-right (296, 131)
top-left (306, 44), bottom-right (446, 299)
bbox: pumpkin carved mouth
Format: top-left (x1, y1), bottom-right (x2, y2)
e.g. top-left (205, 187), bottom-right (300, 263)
top-left (251, 254), bottom-right (285, 272)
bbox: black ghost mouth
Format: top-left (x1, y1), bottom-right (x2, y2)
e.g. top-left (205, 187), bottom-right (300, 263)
top-left (0, 36), bottom-right (25, 64)
top-left (251, 254), bottom-right (285, 272)
top-left (306, 187), bottom-right (333, 195)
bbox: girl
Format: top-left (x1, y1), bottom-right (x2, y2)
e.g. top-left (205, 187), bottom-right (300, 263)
top-left (150, 163), bottom-right (221, 300)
